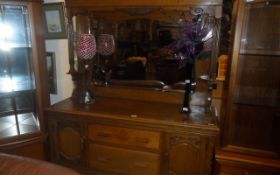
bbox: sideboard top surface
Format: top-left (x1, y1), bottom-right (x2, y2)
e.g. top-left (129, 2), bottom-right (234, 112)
top-left (45, 96), bottom-right (218, 134)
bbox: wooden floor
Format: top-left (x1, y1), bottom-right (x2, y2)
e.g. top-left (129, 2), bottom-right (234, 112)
top-left (0, 113), bottom-right (39, 138)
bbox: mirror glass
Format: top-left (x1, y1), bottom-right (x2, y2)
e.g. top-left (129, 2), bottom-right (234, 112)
top-left (71, 5), bottom-right (221, 87)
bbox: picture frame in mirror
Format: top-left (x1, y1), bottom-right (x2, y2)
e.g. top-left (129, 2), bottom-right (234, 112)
top-left (43, 2), bottom-right (67, 39)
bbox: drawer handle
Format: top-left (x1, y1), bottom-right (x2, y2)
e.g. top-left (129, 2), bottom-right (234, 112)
top-left (134, 162), bottom-right (148, 168)
top-left (96, 132), bottom-right (112, 138)
top-left (135, 137), bottom-right (150, 144)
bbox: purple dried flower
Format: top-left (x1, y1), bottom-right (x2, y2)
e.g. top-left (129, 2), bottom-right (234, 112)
top-left (172, 18), bottom-right (213, 68)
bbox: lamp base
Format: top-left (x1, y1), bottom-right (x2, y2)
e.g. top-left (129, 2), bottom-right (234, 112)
top-left (182, 79), bottom-right (191, 113)
top-left (72, 88), bottom-right (94, 104)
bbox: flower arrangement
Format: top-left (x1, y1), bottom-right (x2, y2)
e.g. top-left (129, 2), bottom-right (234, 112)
top-left (170, 11), bottom-right (217, 113)
top-left (172, 14), bottom-right (214, 71)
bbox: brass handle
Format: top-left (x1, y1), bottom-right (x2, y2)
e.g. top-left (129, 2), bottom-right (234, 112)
top-left (134, 137), bottom-right (150, 144)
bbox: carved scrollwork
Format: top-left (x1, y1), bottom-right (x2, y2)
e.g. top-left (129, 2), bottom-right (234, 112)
top-left (170, 135), bottom-right (201, 148)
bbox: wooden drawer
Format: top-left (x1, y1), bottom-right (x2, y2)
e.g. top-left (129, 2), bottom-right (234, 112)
top-left (88, 124), bottom-right (160, 151)
top-left (88, 144), bottom-right (160, 175)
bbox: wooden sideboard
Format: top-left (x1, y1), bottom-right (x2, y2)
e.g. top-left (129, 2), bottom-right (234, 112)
top-left (45, 95), bottom-right (218, 175)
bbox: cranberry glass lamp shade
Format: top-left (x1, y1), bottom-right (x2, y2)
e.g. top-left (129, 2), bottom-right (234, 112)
top-left (97, 34), bottom-right (115, 56)
top-left (76, 34), bottom-right (96, 60)
top-left (75, 34), bottom-right (96, 104)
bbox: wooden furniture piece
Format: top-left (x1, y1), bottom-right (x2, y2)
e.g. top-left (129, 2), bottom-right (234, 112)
top-left (46, 0), bottom-right (221, 174)
top-left (45, 94), bottom-right (219, 175)
top-left (0, 0), bottom-right (49, 159)
top-left (215, 0), bottom-right (280, 174)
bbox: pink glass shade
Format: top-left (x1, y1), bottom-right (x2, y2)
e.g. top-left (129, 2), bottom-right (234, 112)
top-left (97, 34), bottom-right (115, 56)
top-left (76, 34), bottom-right (96, 60)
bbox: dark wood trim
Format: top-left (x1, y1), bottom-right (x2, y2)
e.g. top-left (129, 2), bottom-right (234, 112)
top-left (28, 0), bottom-right (51, 132)
top-left (221, 145), bottom-right (279, 159)
top-left (221, 0), bottom-right (246, 148)
top-left (0, 132), bottom-right (47, 150)
top-left (216, 149), bottom-right (280, 170)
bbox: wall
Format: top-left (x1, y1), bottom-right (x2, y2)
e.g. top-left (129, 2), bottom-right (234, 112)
top-left (44, 0), bottom-right (73, 104)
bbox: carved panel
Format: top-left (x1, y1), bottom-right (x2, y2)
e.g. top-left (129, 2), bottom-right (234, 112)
top-left (168, 135), bottom-right (201, 175)
top-left (59, 127), bottom-right (82, 160)
top-left (56, 121), bottom-right (84, 165)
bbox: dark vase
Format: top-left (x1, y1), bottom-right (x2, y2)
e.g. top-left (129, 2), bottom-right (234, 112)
top-left (182, 61), bottom-right (195, 113)
top-left (181, 42), bottom-right (204, 113)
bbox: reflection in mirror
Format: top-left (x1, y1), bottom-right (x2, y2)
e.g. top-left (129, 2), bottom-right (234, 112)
top-left (70, 6), bottom-right (221, 87)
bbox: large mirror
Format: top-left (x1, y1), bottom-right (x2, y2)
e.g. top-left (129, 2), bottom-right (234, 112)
top-left (69, 5), bottom-right (221, 88)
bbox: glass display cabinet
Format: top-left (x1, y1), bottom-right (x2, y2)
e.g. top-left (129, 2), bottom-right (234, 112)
top-left (216, 0), bottom-right (280, 174)
top-left (224, 0), bottom-right (280, 157)
top-left (0, 0), bottom-right (49, 159)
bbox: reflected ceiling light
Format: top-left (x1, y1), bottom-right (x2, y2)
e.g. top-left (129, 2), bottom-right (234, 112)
top-left (0, 77), bottom-right (14, 92)
top-left (0, 42), bottom-right (12, 51)
top-left (0, 23), bottom-right (13, 51)
top-left (0, 23), bottom-right (13, 39)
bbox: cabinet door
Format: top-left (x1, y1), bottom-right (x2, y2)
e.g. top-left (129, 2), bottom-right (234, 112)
top-left (48, 119), bottom-right (84, 166)
top-left (165, 133), bottom-right (205, 175)
top-left (0, 1), bottom-right (49, 159)
top-left (0, 1), bottom-right (49, 140)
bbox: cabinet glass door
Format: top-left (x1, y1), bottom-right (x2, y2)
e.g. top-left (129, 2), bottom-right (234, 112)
top-left (229, 1), bottom-right (280, 156)
top-left (0, 5), bottom-right (39, 138)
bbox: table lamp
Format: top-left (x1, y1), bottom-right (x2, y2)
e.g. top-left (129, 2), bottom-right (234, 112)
top-left (76, 33), bottom-right (96, 104)
top-left (96, 34), bottom-right (115, 85)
